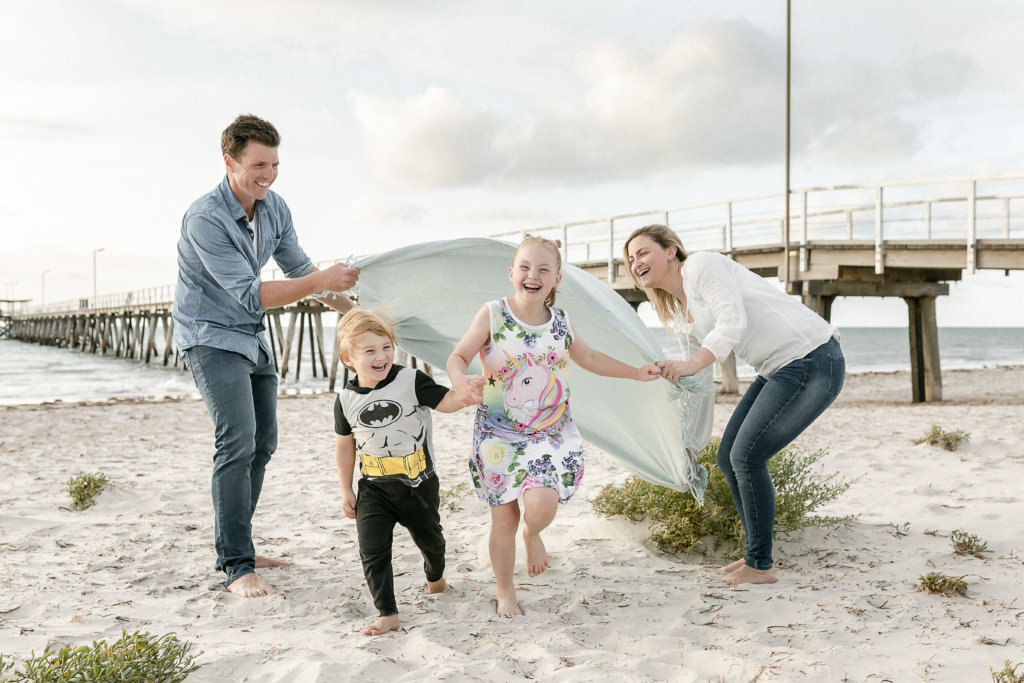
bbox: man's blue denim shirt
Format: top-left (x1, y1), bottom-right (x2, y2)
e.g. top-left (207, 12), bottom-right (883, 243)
top-left (172, 176), bottom-right (314, 364)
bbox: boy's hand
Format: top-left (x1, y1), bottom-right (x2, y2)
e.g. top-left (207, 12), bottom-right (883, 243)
top-left (457, 375), bottom-right (485, 406)
top-left (636, 362), bottom-right (662, 382)
top-left (340, 488), bottom-right (356, 519)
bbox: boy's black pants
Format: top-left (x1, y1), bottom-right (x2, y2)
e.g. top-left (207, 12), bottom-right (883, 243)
top-left (356, 475), bottom-right (446, 616)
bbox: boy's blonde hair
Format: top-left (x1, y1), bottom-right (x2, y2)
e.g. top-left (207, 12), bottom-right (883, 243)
top-left (623, 224), bottom-right (689, 326)
top-left (336, 308), bottom-right (398, 370)
top-left (516, 234), bottom-right (563, 307)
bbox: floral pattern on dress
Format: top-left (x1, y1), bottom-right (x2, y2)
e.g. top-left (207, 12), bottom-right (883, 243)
top-left (471, 298), bottom-right (584, 506)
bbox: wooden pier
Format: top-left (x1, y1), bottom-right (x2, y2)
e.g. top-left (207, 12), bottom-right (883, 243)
top-left (8, 174), bottom-right (1024, 403)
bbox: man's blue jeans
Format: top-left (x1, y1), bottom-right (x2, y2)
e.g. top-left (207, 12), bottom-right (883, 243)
top-left (717, 337), bottom-right (845, 571)
top-left (184, 345), bottom-right (278, 585)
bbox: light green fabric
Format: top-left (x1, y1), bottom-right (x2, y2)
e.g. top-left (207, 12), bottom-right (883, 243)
top-left (350, 238), bottom-right (711, 501)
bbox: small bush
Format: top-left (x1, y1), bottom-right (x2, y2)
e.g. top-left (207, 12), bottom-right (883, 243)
top-left (2, 629), bottom-right (199, 683)
top-left (915, 425), bottom-right (970, 451)
top-left (992, 661), bottom-right (1024, 682)
top-left (62, 472), bottom-right (111, 510)
top-left (917, 571), bottom-right (968, 597)
top-left (951, 529), bottom-right (990, 558)
top-left (0, 654), bottom-right (13, 679)
top-left (592, 438), bottom-right (855, 555)
top-left (439, 482), bottom-right (471, 512)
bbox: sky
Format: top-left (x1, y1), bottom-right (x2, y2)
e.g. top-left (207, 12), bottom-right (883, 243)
top-left (2, 0), bottom-right (1023, 326)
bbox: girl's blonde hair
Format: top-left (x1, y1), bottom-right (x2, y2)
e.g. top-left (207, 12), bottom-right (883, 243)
top-left (515, 234), bottom-right (563, 307)
top-left (336, 308), bottom-right (398, 370)
top-left (623, 224), bottom-right (688, 326)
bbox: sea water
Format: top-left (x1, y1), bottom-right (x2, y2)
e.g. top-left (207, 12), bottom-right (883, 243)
top-left (0, 327), bottom-right (1020, 406)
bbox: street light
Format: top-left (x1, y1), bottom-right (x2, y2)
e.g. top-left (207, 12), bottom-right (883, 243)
top-left (41, 269), bottom-right (51, 306)
top-left (93, 247), bottom-right (105, 305)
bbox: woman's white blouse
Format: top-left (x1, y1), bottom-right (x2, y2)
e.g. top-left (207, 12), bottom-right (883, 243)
top-left (673, 251), bottom-right (837, 378)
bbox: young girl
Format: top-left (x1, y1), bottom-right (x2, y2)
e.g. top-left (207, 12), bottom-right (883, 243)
top-left (447, 235), bottom-right (660, 617)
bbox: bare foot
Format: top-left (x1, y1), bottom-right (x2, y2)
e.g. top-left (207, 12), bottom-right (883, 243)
top-left (523, 529), bottom-right (549, 577)
top-left (495, 590), bottom-right (523, 617)
top-left (226, 573), bottom-right (277, 598)
top-left (427, 577), bottom-right (447, 594)
top-left (716, 558), bottom-right (745, 574)
top-left (361, 614), bottom-right (400, 636)
top-left (722, 565), bottom-right (777, 586)
top-left (255, 555), bottom-right (293, 568)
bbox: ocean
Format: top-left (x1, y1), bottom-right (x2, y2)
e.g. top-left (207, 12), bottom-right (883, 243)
top-left (0, 327), bottom-right (1020, 406)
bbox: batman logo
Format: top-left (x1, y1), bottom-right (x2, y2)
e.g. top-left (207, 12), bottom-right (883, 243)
top-left (358, 400), bottom-right (402, 428)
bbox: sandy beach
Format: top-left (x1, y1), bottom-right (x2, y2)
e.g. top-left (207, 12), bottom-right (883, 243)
top-left (1, 366), bottom-right (1022, 682)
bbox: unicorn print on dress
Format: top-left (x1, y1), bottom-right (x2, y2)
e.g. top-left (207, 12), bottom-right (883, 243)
top-left (500, 349), bottom-right (566, 431)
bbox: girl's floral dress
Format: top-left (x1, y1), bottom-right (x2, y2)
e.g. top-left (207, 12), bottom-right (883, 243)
top-left (470, 298), bottom-right (584, 506)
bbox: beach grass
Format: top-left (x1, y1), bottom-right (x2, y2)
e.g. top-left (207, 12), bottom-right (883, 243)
top-left (591, 438), bottom-right (855, 555)
top-left (62, 472), bottom-right (111, 510)
top-left (0, 629), bottom-right (198, 683)
top-left (917, 571), bottom-right (969, 597)
top-left (915, 424), bottom-right (970, 451)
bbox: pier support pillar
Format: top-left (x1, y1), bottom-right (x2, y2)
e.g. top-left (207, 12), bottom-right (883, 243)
top-left (905, 296), bottom-right (942, 403)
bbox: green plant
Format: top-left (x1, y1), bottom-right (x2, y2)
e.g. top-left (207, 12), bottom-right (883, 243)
top-left (915, 425), bottom-right (970, 451)
top-left (439, 482), bottom-right (471, 512)
top-left (2, 629), bottom-right (199, 682)
top-left (591, 438), bottom-right (855, 555)
top-left (62, 472), bottom-right (111, 510)
top-left (951, 529), bottom-right (990, 558)
top-left (917, 571), bottom-right (968, 597)
top-left (0, 654), bottom-right (13, 679)
top-left (992, 661), bottom-right (1024, 682)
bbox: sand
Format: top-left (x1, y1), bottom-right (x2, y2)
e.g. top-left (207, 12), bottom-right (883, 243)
top-left (1, 366), bottom-right (1022, 682)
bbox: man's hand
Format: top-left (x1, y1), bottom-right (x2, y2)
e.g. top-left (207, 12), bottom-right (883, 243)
top-left (317, 263), bottom-right (360, 292)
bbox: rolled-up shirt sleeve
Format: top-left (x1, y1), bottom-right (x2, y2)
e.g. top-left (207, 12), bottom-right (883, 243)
top-left (687, 254), bottom-right (747, 362)
top-left (184, 214), bottom-right (264, 315)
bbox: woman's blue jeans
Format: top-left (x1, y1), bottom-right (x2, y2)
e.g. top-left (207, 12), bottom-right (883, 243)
top-left (184, 345), bottom-right (278, 585)
top-left (717, 337), bottom-right (845, 571)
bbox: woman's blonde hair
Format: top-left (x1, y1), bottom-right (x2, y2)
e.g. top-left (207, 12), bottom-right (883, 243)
top-left (336, 308), bottom-right (398, 370)
top-left (516, 234), bottom-right (563, 307)
top-left (623, 224), bottom-right (688, 326)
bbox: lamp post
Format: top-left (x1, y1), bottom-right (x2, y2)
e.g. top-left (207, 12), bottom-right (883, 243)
top-left (93, 247), bottom-right (105, 305)
top-left (41, 269), bottom-right (51, 306)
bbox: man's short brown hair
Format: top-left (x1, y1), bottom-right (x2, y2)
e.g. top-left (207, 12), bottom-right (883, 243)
top-left (221, 114), bottom-right (280, 159)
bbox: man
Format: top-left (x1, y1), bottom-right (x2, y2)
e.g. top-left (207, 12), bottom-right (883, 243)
top-left (173, 114), bottom-right (358, 597)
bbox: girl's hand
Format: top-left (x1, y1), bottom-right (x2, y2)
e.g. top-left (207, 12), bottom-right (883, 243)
top-left (459, 375), bottom-right (485, 405)
top-left (635, 362), bottom-right (662, 382)
top-left (656, 359), bottom-right (697, 382)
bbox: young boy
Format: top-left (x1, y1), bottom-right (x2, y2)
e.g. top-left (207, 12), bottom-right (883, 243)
top-left (334, 309), bottom-right (482, 636)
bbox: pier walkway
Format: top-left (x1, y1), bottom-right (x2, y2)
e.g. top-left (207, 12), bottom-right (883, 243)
top-left (9, 174), bottom-right (1024, 403)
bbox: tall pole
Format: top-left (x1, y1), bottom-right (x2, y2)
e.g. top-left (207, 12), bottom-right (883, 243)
top-left (783, 0), bottom-right (792, 289)
top-left (93, 247), bottom-right (105, 304)
top-left (41, 269), bottom-right (50, 306)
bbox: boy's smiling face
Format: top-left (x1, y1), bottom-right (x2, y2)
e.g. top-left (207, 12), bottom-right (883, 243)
top-left (343, 330), bottom-right (395, 389)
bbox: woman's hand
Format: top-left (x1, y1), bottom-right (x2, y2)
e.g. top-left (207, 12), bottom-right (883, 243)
top-left (656, 359), bottom-right (698, 382)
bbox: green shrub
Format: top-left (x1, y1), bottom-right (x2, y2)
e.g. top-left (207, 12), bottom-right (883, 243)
top-left (439, 482), bottom-right (472, 512)
top-left (592, 438), bottom-right (855, 555)
top-left (1, 629), bottom-right (199, 682)
top-left (917, 571), bottom-right (968, 597)
top-left (62, 472), bottom-right (111, 510)
top-left (951, 529), bottom-right (990, 558)
top-left (915, 425), bottom-right (970, 451)
top-left (992, 661), bottom-right (1024, 682)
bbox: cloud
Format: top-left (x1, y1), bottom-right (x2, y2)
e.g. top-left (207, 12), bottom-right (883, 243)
top-left (348, 87), bottom-right (502, 189)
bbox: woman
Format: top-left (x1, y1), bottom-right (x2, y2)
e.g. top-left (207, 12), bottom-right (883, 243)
top-left (624, 224), bottom-right (845, 586)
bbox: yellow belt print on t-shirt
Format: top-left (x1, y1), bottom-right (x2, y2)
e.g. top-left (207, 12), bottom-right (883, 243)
top-left (358, 446), bottom-right (427, 479)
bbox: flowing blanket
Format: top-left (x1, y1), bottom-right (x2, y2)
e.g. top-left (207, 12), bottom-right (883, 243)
top-left (346, 238), bottom-right (712, 501)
